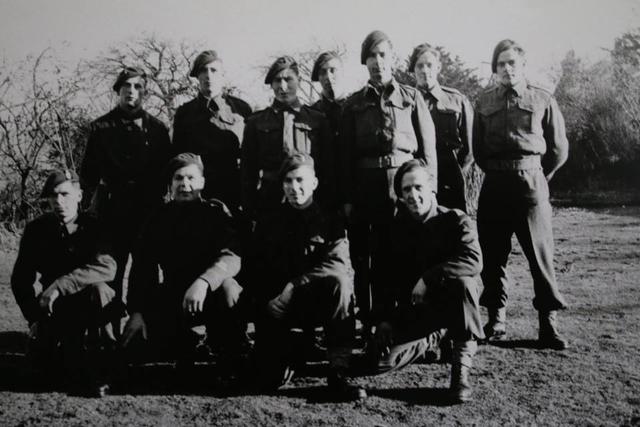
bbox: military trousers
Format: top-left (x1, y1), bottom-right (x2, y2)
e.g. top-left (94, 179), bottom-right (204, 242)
top-left (477, 168), bottom-right (567, 312)
top-left (369, 276), bottom-right (484, 375)
top-left (253, 275), bottom-right (355, 388)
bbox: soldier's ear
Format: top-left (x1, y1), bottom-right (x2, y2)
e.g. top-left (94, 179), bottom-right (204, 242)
top-left (311, 176), bottom-right (319, 191)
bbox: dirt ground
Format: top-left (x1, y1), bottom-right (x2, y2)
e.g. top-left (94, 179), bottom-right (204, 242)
top-left (1, 206), bottom-right (639, 426)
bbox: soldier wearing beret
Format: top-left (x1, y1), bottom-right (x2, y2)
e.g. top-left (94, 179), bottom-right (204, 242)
top-left (409, 43), bottom-right (474, 212)
top-left (241, 56), bottom-right (333, 221)
top-left (340, 31), bottom-right (437, 332)
top-left (80, 67), bottom-right (172, 333)
top-left (173, 50), bottom-right (252, 211)
top-left (367, 159), bottom-right (484, 403)
top-left (474, 40), bottom-right (569, 349)
top-left (247, 153), bottom-right (366, 401)
top-left (121, 153), bottom-right (247, 381)
top-left (11, 170), bottom-right (120, 395)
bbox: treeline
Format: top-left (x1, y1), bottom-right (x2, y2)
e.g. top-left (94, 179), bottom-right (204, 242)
top-left (1, 29), bottom-right (639, 225)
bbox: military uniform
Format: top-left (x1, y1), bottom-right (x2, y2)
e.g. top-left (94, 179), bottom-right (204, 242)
top-left (81, 107), bottom-right (172, 305)
top-left (126, 197), bottom-right (244, 360)
top-left (173, 94), bottom-right (251, 209)
top-left (340, 79), bottom-right (437, 321)
top-left (11, 211), bottom-right (120, 389)
top-left (247, 200), bottom-right (355, 388)
top-left (473, 80), bottom-right (569, 314)
top-left (419, 84), bottom-right (473, 211)
top-left (241, 100), bottom-right (333, 219)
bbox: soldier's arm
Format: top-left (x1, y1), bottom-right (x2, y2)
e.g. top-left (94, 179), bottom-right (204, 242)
top-left (198, 209), bottom-right (241, 292)
top-left (458, 96), bottom-right (475, 172)
top-left (541, 96), bottom-right (569, 181)
top-left (421, 212), bottom-right (482, 286)
top-left (412, 90), bottom-right (438, 188)
top-left (10, 223), bottom-right (41, 324)
top-left (48, 254), bottom-right (117, 296)
top-left (472, 103), bottom-right (487, 171)
top-left (80, 124), bottom-right (101, 209)
top-left (317, 114), bottom-right (336, 207)
top-left (290, 233), bottom-right (350, 288)
top-left (338, 103), bottom-right (355, 208)
top-left (240, 118), bottom-right (260, 218)
top-left (171, 106), bottom-right (188, 154)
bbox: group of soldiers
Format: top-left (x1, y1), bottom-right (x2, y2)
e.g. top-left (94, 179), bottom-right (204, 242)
top-left (11, 30), bottom-right (570, 403)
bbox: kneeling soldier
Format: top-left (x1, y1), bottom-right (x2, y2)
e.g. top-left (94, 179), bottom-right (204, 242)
top-left (11, 170), bottom-right (119, 396)
top-left (370, 159), bottom-right (484, 403)
top-left (122, 153), bottom-right (247, 382)
top-left (248, 153), bottom-right (366, 401)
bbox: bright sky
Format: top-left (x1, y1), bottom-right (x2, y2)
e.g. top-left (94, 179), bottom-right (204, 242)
top-left (1, 0), bottom-right (639, 105)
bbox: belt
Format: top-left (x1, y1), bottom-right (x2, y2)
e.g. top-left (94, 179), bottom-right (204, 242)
top-left (485, 157), bottom-right (541, 171)
top-left (357, 152), bottom-right (414, 169)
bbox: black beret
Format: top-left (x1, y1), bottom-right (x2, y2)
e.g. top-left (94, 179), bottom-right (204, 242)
top-left (165, 152), bottom-right (204, 182)
top-left (112, 66), bottom-right (147, 92)
top-left (311, 51), bottom-right (341, 82)
top-left (408, 43), bottom-right (440, 72)
top-left (40, 169), bottom-right (79, 198)
top-left (279, 152), bottom-right (315, 179)
top-left (265, 56), bottom-right (299, 85)
top-left (361, 30), bottom-right (391, 65)
top-left (393, 158), bottom-right (433, 198)
top-left (190, 50), bottom-right (220, 78)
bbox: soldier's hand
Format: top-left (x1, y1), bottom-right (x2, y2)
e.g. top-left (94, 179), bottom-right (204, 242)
top-left (267, 283), bottom-right (295, 319)
top-left (92, 282), bottom-right (116, 308)
top-left (122, 312), bottom-right (147, 347)
top-left (221, 279), bottom-right (243, 307)
top-left (411, 277), bottom-right (428, 305)
top-left (38, 286), bottom-right (60, 315)
top-left (183, 278), bottom-right (209, 315)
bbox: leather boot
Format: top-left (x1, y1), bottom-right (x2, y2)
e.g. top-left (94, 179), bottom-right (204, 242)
top-left (327, 369), bottom-right (367, 402)
top-left (538, 310), bottom-right (568, 350)
top-left (449, 340), bottom-right (477, 403)
top-left (483, 307), bottom-right (506, 341)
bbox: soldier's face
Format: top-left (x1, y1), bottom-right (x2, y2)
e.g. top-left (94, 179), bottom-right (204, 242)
top-left (414, 51), bottom-right (441, 89)
top-left (283, 166), bottom-right (318, 209)
top-left (400, 168), bottom-right (434, 219)
top-left (170, 164), bottom-right (205, 202)
top-left (366, 41), bottom-right (394, 85)
top-left (271, 69), bottom-right (300, 105)
top-left (197, 59), bottom-right (225, 98)
top-left (118, 76), bottom-right (146, 110)
top-left (48, 181), bottom-right (82, 223)
top-left (318, 58), bottom-right (342, 98)
top-left (496, 48), bottom-right (526, 87)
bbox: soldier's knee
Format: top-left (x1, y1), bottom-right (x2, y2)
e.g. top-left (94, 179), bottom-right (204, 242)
top-left (219, 277), bottom-right (242, 309)
top-left (90, 282), bottom-right (116, 308)
top-left (326, 275), bottom-right (352, 319)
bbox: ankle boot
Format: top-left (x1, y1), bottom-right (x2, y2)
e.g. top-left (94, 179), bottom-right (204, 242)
top-left (483, 307), bottom-right (506, 341)
top-left (538, 310), bottom-right (568, 350)
top-left (449, 340), bottom-right (477, 403)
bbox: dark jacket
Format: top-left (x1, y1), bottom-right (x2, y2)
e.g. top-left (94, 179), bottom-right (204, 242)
top-left (380, 204), bottom-right (482, 313)
top-left (340, 80), bottom-right (437, 210)
top-left (419, 84), bottom-right (473, 211)
top-left (241, 101), bottom-right (333, 218)
top-left (173, 94), bottom-right (252, 208)
top-left (247, 201), bottom-right (350, 302)
top-left (81, 107), bottom-right (172, 224)
top-left (127, 198), bottom-right (240, 314)
top-left (11, 212), bottom-right (117, 324)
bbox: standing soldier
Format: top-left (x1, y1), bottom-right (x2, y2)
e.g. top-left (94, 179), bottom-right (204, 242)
top-left (368, 159), bottom-right (484, 403)
top-left (173, 50), bottom-right (252, 211)
top-left (248, 153), bottom-right (366, 401)
top-left (81, 67), bottom-right (172, 330)
top-left (340, 31), bottom-right (437, 330)
top-left (409, 43), bottom-right (474, 212)
top-left (122, 153), bottom-right (246, 382)
top-left (241, 56), bottom-right (332, 222)
top-left (474, 40), bottom-right (569, 349)
top-left (11, 170), bottom-right (120, 396)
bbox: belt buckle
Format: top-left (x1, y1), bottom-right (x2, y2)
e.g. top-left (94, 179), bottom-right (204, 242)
top-left (380, 155), bottom-right (392, 168)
